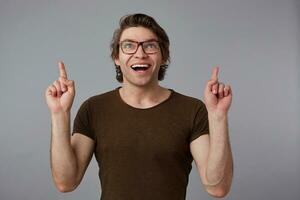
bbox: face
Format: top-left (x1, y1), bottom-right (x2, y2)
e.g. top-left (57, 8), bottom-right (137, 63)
top-left (114, 27), bottom-right (165, 87)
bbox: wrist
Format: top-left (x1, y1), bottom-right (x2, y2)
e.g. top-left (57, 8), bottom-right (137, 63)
top-left (51, 111), bottom-right (71, 123)
top-left (208, 111), bottom-right (228, 121)
top-left (51, 110), bottom-right (70, 117)
top-left (51, 111), bottom-right (71, 134)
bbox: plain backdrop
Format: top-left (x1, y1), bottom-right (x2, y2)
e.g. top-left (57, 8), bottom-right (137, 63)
top-left (0, 0), bottom-right (299, 199)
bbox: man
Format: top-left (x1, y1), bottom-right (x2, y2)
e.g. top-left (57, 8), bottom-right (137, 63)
top-left (45, 13), bottom-right (233, 199)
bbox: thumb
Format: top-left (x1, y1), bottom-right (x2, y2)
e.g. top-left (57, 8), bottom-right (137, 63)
top-left (61, 78), bottom-right (74, 87)
top-left (61, 79), bottom-right (75, 90)
top-left (66, 80), bottom-right (75, 88)
top-left (205, 79), bottom-right (218, 93)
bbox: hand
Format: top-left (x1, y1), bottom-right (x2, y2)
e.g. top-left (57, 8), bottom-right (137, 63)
top-left (45, 61), bottom-right (75, 114)
top-left (204, 66), bottom-right (232, 116)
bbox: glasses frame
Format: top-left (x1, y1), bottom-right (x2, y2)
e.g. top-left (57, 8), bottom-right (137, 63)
top-left (119, 39), bottom-right (160, 55)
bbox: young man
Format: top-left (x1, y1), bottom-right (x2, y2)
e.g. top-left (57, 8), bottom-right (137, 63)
top-left (45, 13), bottom-right (233, 199)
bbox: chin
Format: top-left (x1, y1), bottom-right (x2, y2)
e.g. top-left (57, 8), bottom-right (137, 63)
top-left (133, 81), bottom-right (152, 87)
top-left (128, 78), bottom-right (156, 87)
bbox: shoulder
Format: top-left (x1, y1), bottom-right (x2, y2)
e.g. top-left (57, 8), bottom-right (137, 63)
top-left (171, 89), bottom-right (206, 109)
top-left (78, 88), bottom-right (118, 110)
top-left (88, 88), bottom-right (117, 103)
top-left (84, 87), bottom-right (118, 103)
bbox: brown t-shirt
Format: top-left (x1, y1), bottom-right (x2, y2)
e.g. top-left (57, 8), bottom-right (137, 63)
top-left (72, 87), bottom-right (209, 200)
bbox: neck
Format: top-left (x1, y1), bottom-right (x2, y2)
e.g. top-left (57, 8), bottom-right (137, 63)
top-left (121, 82), bottom-right (161, 100)
top-left (119, 82), bottom-right (170, 108)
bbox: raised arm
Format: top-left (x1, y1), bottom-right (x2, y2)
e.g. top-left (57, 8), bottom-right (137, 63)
top-left (190, 67), bottom-right (234, 198)
top-left (45, 61), bottom-right (95, 192)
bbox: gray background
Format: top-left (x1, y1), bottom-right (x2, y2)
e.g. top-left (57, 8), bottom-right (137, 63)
top-left (0, 0), bottom-right (299, 199)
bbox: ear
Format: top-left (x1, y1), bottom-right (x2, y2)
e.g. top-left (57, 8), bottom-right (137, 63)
top-left (161, 55), bottom-right (168, 66)
top-left (114, 57), bottom-right (120, 66)
top-left (161, 59), bottom-right (167, 67)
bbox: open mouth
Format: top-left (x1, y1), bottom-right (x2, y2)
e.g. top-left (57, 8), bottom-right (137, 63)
top-left (131, 64), bottom-right (150, 72)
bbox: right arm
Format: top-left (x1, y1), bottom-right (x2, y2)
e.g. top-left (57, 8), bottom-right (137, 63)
top-left (50, 112), bottom-right (95, 192)
top-left (46, 61), bottom-right (95, 192)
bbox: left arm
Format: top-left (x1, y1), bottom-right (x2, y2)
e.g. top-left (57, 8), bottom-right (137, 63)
top-left (190, 114), bottom-right (233, 198)
top-left (205, 113), bottom-right (233, 195)
top-left (190, 66), bottom-right (234, 198)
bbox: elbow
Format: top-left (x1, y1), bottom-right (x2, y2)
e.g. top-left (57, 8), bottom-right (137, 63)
top-left (209, 188), bottom-right (228, 198)
top-left (53, 177), bottom-right (78, 193)
top-left (51, 170), bottom-right (80, 193)
top-left (205, 185), bottom-right (230, 198)
top-left (55, 182), bottom-right (77, 193)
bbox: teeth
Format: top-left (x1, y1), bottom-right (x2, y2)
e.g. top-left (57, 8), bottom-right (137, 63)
top-left (131, 64), bottom-right (150, 69)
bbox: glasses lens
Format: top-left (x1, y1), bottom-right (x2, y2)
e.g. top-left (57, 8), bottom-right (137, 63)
top-left (143, 41), bottom-right (159, 53)
top-left (120, 40), bottom-right (160, 54)
top-left (121, 41), bottom-right (137, 54)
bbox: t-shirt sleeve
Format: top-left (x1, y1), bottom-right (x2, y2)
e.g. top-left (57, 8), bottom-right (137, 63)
top-left (72, 98), bottom-right (95, 140)
top-left (189, 100), bottom-right (210, 143)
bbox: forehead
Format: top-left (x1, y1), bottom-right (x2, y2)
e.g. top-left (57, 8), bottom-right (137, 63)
top-left (120, 27), bottom-right (158, 42)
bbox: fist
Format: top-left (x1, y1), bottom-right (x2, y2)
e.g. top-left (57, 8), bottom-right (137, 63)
top-left (204, 66), bottom-right (232, 115)
top-left (45, 61), bottom-right (75, 114)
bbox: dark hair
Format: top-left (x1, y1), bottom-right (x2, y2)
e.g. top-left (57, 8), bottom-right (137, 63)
top-left (110, 13), bottom-right (170, 83)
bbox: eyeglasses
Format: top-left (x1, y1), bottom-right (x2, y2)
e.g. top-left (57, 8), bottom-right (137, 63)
top-left (119, 40), bottom-right (160, 54)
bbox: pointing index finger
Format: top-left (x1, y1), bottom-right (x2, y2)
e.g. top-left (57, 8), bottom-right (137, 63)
top-left (211, 66), bottom-right (219, 81)
top-left (59, 61), bottom-right (68, 79)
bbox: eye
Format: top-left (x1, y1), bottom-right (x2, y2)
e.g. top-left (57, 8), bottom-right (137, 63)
top-left (122, 42), bottom-right (135, 49)
top-left (144, 42), bottom-right (157, 49)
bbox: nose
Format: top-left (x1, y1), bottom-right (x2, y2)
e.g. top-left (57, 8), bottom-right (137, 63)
top-left (134, 44), bottom-right (148, 58)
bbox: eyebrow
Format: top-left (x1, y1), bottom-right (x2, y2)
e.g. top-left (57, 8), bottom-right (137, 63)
top-left (120, 39), bottom-right (159, 43)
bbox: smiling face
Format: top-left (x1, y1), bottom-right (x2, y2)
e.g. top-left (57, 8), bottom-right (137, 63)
top-left (114, 27), bottom-right (165, 88)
